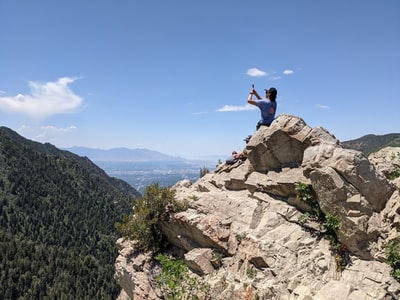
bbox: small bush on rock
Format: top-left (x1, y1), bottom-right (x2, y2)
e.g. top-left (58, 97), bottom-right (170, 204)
top-left (389, 152), bottom-right (400, 179)
top-left (155, 253), bottom-right (210, 300)
top-left (295, 182), bottom-right (323, 222)
top-left (384, 237), bottom-right (400, 281)
top-left (200, 167), bottom-right (210, 178)
top-left (389, 166), bottom-right (400, 180)
top-left (295, 182), bottom-right (348, 271)
top-left (115, 183), bottom-right (187, 251)
top-left (211, 251), bottom-right (224, 268)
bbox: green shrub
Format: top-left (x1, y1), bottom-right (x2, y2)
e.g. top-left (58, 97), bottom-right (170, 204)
top-left (295, 182), bottom-right (314, 202)
top-left (211, 251), bottom-right (224, 268)
top-left (246, 266), bottom-right (257, 279)
top-left (295, 182), bottom-right (323, 222)
top-left (190, 195), bottom-right (199, 202)
top-left (390, 152), bottom-right (400, 161)
top-left (319, 212), bottom-right (342, 252)
top-left (322, 212), bottom-right (341, 232)
top-left (155, 253), bottom-right (210, 300)
top-left (389, 166), bottom-right (400, 180)
top-left (384, 237), bottom-right (400, 281)
top-left (115, 183), bottom-right (187, 251)
top-left (235, 232), bottom-right (248, 243)
top-left (295, 182), bottom-right (348, 271)
top-left (200, 167), bottom-right (210, 178)
top-left (388, 152), bottom-right (400, 179)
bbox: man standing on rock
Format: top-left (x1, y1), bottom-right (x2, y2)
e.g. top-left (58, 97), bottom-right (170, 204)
top-left (247, 85), bottom-right (277, 130)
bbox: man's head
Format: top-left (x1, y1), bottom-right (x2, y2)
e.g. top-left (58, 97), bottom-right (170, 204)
top-left (265, 87), bottom-right (277, 101)
top-left (244, 135), bottom-right (252, 144)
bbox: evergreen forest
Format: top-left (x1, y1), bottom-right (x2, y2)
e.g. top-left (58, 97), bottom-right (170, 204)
top-left (0, 127), bottom-right (140, 299)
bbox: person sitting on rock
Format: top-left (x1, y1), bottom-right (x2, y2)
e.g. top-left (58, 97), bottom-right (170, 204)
top-left (247, 86), bottom-right (277, 130)
top-left (225, 135), bottom-right (251, 165)
top-left (225, 150), bottom-right (247, 165)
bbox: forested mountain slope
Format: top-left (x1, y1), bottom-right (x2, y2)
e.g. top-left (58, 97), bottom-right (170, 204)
top-left (0, 126), bottom-right (140, 299)
top-left (342, 133), bottom-right (400, 155)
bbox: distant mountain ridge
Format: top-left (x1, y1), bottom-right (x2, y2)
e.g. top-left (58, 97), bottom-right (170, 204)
top-left (342, 133), bottom-right (400, 155)
top-left (65, 146), bottom-right (187, 162)
top-left (65, 133), bottom-right (400, 163)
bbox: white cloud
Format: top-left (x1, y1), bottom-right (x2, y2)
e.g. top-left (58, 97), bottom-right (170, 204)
top-left (283, 69), bottom-right (294, 75)
top-left (19, 125), bottom-right (77, 143)
top-left (315, 104), bottom-right (331, 109)
top-left (217, 104), bottom-right (256, 112)
top-left (37, 125), bottom-right (77, 139)
top-left (0, 77), bottom-right (83, 119)
top-left (246, 68), bottom-right (268, 77)
top-left (192, 111), bottom-right (209, 115)
top-left (270, 76), bottom-right (281, 81)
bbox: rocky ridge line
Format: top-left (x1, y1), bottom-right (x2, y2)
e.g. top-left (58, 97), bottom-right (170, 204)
top-left (115, 114), bottom-right (400, 300)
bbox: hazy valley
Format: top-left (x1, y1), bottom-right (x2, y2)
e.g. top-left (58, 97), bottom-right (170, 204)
top-left (64, 146), bottom-right (217, 194)
top-left (96, 160), bottom-right (216, 194)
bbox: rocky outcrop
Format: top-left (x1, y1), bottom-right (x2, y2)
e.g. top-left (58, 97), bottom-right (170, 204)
top-left (369, 147), bottom-right (400, 188)
top-left (115, 114), bottom-right (400, 299)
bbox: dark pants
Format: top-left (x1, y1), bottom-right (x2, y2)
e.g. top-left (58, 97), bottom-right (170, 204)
top-left (256, 120), bottom-right (271, 130)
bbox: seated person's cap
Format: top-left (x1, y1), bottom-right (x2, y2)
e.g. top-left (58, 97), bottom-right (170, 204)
top-left (244, 135), bottom-right (252, 143)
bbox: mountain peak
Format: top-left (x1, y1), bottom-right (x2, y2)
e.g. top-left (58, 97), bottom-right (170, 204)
top-left (64, 146), bottom-right (186, 162)
top-left (115, 114), bottom-right (400, 299)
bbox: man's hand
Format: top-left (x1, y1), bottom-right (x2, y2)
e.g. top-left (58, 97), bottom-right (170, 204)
top-left (251, 88), bottom-right (262, 100)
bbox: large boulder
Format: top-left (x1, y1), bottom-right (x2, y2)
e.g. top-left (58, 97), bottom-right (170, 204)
top-left (115, 114), bottom-right (400, 300)
top-left (247, 115), bottom-right (339, 173)
top-left (369, 147), bottom-right (400, 188)
top-left (302, 145), bottom-right (396, 258)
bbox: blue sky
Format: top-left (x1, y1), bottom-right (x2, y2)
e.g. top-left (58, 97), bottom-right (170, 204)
top-left (1, 0), bottom-right (399, 159)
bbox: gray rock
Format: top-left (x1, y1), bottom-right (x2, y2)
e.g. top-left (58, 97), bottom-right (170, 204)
top-left (115, 114), bottom-right (400, 300)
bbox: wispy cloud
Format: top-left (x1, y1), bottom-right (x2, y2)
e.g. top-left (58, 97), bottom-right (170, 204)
top-left (246, 68), bottom-right (295, 79)
top-left (283, 69), bottom-right (294, 75)
top-left (0, 77), bottom-right (83, 119)
top-left (246, 68), bottom-right (268, 77)
top-left (19, 125), bottom-right (77, 142)
top-left (217, 104), bottom-right (256, 112)
top-left (270, 76), bottom-right (281, 81)
top-left (192, 111), bottom-right (210, 115)
top-left (315, 104), bottom-right (331, 109)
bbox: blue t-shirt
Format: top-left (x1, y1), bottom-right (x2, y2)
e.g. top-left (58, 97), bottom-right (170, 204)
top-left (255, 100), bottom-right (277, 125)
